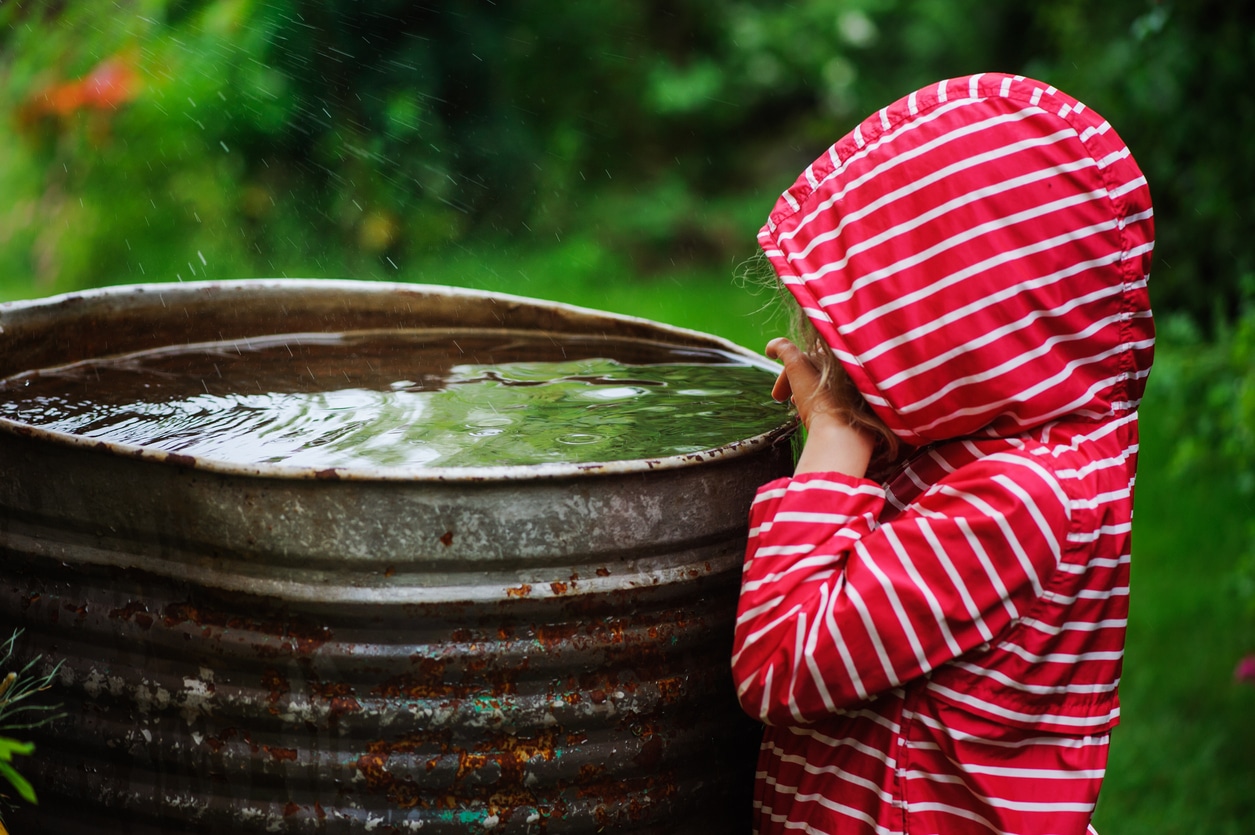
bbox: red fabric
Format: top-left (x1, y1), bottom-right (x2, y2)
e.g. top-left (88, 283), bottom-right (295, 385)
top-left (732, 73), bottom-right (1153, 834)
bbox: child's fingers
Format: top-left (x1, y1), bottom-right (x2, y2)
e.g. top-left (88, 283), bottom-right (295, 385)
top-left (766, 339), bottom-right (822, 401)
top-left (771, 367), bottom-right (792, 403)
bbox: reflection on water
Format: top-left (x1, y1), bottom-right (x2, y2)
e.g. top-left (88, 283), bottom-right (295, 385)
top-left (0, 330), bottom-right (787, 468)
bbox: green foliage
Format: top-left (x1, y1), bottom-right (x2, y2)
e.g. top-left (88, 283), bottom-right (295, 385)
top-left (0, 631), bottom-right (62, 818)
top-left (0, 738), bottom-right (37, 807)
top-left (1148, 286), bottom-right (1255, 621)
top-left (1095, 371), bottom-right (1255, 832)
top-left (2, 0), bottom-right (1251, 326)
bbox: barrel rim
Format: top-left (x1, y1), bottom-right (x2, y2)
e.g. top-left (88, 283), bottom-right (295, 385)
top-left (0, 278), bottom-right (798, 482)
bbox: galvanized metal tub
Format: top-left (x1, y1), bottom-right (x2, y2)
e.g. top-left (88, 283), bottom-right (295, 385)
top-left (0, 280), bottom-right (795, 834)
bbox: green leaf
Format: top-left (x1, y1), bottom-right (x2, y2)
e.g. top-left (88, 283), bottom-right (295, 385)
top-left (0, 738), bottom-right (34, 762)
top-left (0, 759), bottom-right (36, 805)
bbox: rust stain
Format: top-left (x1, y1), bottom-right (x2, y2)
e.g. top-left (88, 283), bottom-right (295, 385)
top-left (264, 744), bottom-right (299, 762)
top-left (204, 727), bottom-right (237, 753)
top-left (259, 668), bottom-right (290, 715)
top-left (549, 581), bottom-right (568, 596)
top-left (160, 601), bottom-right (332, 654)
top-left (109, 600), bottom-right (153, 630)
top-left (439, 530), bottom-right (454, 547)
top-left (307, 679), bottom-right (361, 725)
top-left (505, 584), bottom-right (531, 599)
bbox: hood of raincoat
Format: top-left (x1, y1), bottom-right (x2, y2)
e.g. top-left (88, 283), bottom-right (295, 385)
top-left (759, 72), bottom-right (1155, 446)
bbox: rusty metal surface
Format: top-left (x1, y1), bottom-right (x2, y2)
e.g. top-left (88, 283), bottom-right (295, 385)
top-left (0, 281), bottom-right (795, 833)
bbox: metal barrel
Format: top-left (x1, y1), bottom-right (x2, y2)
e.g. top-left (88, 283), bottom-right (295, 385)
top-left (0, 280), bottom-right (795, 833)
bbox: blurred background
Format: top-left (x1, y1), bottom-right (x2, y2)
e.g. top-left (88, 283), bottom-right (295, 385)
top-left (0, 1), bottom-right (1252, 830)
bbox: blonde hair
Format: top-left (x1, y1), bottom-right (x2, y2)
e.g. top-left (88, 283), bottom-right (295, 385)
top-left (738, 252), bottom-right (901, 471)
top-left (791, 308), bottom-right (901, 470)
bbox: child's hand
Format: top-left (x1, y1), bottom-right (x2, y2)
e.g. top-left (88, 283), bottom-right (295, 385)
top-left (766, 337), bottom-right (874, 478)
top-left (765, 337), bottom-right (839, 427)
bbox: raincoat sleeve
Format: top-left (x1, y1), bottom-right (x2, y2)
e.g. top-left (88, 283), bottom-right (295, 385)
top-left (731, 455), bottom-right (1071, 726)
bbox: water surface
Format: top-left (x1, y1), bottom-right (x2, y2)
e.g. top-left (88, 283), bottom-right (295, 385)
top-left (0, 330), bottom-right (787, 468)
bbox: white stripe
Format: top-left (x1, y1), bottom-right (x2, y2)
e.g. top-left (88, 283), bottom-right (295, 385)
top-left (911, 796), bottom-right (1097, 815)
top-left (910, 339), bottom-right (1154, 435)
top-left (824, 574), bottom-right (871, 701)
top-left (844, 581), bottom-right (898, 686)
top-left (740, 559), bottom-right (837, 594)
top-left (732, 601), bottom-right (803, 663)
top-left (995, 643), bottom-right (1124, 665)
top-left (785, 478), bottom-right (886, 497)
top-left (1066, 524), bottom-right (1132, 544)
top-left (803, 584), bottom-right (838, 713)
top-left (761, 790), bottom-right (902, 834)
top-left (892, 310), bottom-right (1130, 415)
top-left (992, 471), bottom-right (1064, 561)
top-left (1057, 555), bottom-right (1130, 573)
top-left (1000, 77), bottom-right (1012, 97)
top-left (903, 801), bottom-right (1002, 833)
top-left (794, 126), bottom-right (1082, 270)
top-left (856, 539), bottom-right (931, 671)
top-left (956, 514), bottom-right (1020, 621)
top-left (936, 78), bottom-right (948, 102)
top-left (764, 743), bottom-right (896, 802)
top-left (952, 661), bottom-right (1119, 695)
top-left (948, 761), bottom-right (1105, 780)
top-left (779, 101), bottom-right (1023, 246)
top-left (1046, 585), bottom-right (1129, 605)
top-left (1019, 616), bottom-right (1128, 636)
top-left (908, 768), bottom-right (1104, 803)
top-left (1079, 120), bottom-right (1111, 142)
top-left (871, 278), bottom-right (1126, 388)
top-left (772, 510), bottom-right (863, 525)
top-left (788, 722), bottom-right (899, 763)
top-left (1056, 454), bottom-right (1133, 480)
top-left (736, 596), bottom-right (782, 624)
top-left (907, 90), bottom-right (919, 115)
top-left (750, 542), bottom-right (820, 557)
top-left (1096, 147), bottom-right (1130, 170)
top-left (934, 484), bottom-right (1045, 597)
top-left (907, 708), bottom-right (1110, 749)
top-left (757, 664), bottom-right (775, 721)
top-left (928, 682), bottom-right (1121, 728)
top-left (803, 585), bottom-right (843, 708)
top-left (917, 518), bottom-right (994, 641)
top-left (801, 157), bottom-right (1101, 290)
top-left (882, 525), bottom-right (964, 657)
top-left (788, 610), bottom-right (810, 722)
top-left (968, 73), bottom-right (983, 98)
top-left (834, 214), bottom-right (1121, 334)
top-left (1110, 177), bottom-right (1149, 201)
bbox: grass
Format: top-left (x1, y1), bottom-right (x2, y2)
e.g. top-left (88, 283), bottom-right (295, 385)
top-left (2, 250), bottom-right (1253, 833)
top-left (1091, 397), bottom-right (1255, 833)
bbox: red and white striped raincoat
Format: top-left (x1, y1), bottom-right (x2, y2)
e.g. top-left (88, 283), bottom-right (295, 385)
top-left (731, 73), bottom-right (1155, 835)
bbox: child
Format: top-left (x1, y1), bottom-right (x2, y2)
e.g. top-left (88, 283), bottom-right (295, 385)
top-left (731, 72), bottom-right (1154, 835)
